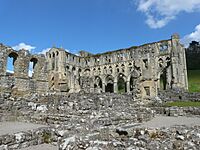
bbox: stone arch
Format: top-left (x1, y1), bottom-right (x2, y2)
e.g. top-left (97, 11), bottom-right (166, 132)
top-left (6, 52), bottom-right (18, 74)
top-left (117, 73), bottom-right (126, 93)
top-left (105, 75), bottom-right (114, 93)
top-left (29, 57), bottom-right (38, 77)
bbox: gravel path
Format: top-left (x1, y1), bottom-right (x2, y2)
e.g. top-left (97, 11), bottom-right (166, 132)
top-left (19, 144), bottom-right (58, 150)
top-left (140, 116), bottom-right (200, 128)
top-left (0, 122), bottom-right (47, 135)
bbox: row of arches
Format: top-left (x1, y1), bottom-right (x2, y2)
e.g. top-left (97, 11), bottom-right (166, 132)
top-left (93, 73), bottom-right (138, 94)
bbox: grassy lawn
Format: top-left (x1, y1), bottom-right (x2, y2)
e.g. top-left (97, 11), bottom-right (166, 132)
top-left (187, 70), bottom-right (200, 92)
top-left (165, 101), bottom-right (200, 107)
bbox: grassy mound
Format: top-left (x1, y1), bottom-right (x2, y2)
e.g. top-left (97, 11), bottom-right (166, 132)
top-left (188, 70), bottom-right (200, 92)
top-left (165, 101), bottom-right (200, 107)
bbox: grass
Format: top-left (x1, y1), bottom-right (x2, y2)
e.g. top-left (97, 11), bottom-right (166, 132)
top-left (187, 70), bottom-right (200, 92)
top-left (165, 101), bottom-right (200, 107)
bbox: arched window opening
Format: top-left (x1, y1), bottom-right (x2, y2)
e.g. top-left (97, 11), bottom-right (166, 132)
top-left (29, 58), bottom-right (38, 77)
top-left (6, 52), bottom-right (18, 74)
top-left (118, 74), bottom-right (126, 94)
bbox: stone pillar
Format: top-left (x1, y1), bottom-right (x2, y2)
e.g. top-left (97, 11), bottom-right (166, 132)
top-left (166, 66), bottom-right (172, 89)
top-left (126, 81), bottom-right (130, 93)
top-left (102, 83), bottom-right (105, 92)
top-left (114, 82), bottom-right (118, 93)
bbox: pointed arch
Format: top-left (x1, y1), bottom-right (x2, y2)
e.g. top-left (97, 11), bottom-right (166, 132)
top-left (105, 75), bottom-right (114, 93)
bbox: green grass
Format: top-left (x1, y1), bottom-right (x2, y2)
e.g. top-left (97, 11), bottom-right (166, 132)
top-left (188, 70), bottom-right (200, 92)
top-left (165, 101), bottom-right (200, 107)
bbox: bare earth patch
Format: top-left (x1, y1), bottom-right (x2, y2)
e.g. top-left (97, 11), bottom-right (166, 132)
top-left (0, 121), bottom-right (47, 135)
top-left (19, 144), bottom-right (58, 150)
top-left (140, 116), bottom-right (200, 128)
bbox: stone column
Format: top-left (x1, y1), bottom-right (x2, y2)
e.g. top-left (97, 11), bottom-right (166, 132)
top-left (102, 83), bottom-right (105, 92)
top-left (126, 81), bottom-right (130, 93)
top-left (114, 82), bottom-right (118, 93)
top-left (166, 66), bottom-right (172, 89)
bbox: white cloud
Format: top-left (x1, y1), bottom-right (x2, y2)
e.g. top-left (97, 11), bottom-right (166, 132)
top-left (6, 70), bottom-right (14, 73)
top-left (38, 48), bottom-right (51, 55)
top-left (65, 49), bottom-right (70, 52)
top-left (136, 0), bottom-right (200, 28)
top-left (12, 43), bottom-right (36, 52)
top-left (182, 24), bottom-right (200, 47)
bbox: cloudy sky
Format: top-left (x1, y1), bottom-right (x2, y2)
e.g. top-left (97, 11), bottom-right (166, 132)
top-left (0, 0), bottom-right (200, 54)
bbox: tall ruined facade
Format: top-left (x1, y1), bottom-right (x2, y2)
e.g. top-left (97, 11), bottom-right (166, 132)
top-left (0, 34), bottom-right (188, 99)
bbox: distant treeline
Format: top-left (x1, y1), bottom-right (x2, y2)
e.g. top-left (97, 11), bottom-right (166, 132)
top-left (186, 41), bottom-right (200, 70)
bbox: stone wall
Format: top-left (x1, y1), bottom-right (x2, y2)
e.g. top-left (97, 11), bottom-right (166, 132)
top-left (0, 34), bottom-right (188, 98)
top-left (0, 127), bottom-right (55, 150)
top-left (46, 34), bottom-right (188, 99)
top-left (154, 106), bottom-right (200, 117)
top-left (0, 44), bottom-right (48, 95)
top-left (59, 125), bottom-right (200, 150)
top-left (159, 90), bottom-right (200, 102)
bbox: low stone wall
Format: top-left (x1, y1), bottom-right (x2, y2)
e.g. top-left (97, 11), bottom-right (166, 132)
top-left (58, 125), bottom-right (200, 150)
top-left (0, 76), bottom-right (48, 96)
top-left (0, 93), bottom-right (155, 126)
top-left (0, 127), bottom-right (56, 150)
top-left (153, 106), bottom-right (200, 117)
top-left (159, 90), bottom-right (200, 102)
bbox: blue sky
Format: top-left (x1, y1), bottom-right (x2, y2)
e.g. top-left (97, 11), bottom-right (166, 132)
top-left (0, 0), bottom-right (200, 54)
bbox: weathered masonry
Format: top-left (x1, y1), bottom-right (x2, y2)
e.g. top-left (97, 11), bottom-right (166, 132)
top-left (0, 34), bottom-right (188, 99)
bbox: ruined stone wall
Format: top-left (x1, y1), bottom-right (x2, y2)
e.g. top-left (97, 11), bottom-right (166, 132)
top-left (0, 34), bottom-right (188, 97)
top-left (0, 44), bottom-right (48, 95)
top-left (46, 34), bottom-right (188, 99)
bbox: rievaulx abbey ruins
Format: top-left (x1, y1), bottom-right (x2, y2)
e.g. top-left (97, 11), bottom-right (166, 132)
top-left (0, 34), bottom-right (188, 98)
top-left (1, 34), bottom-right (200, 150)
